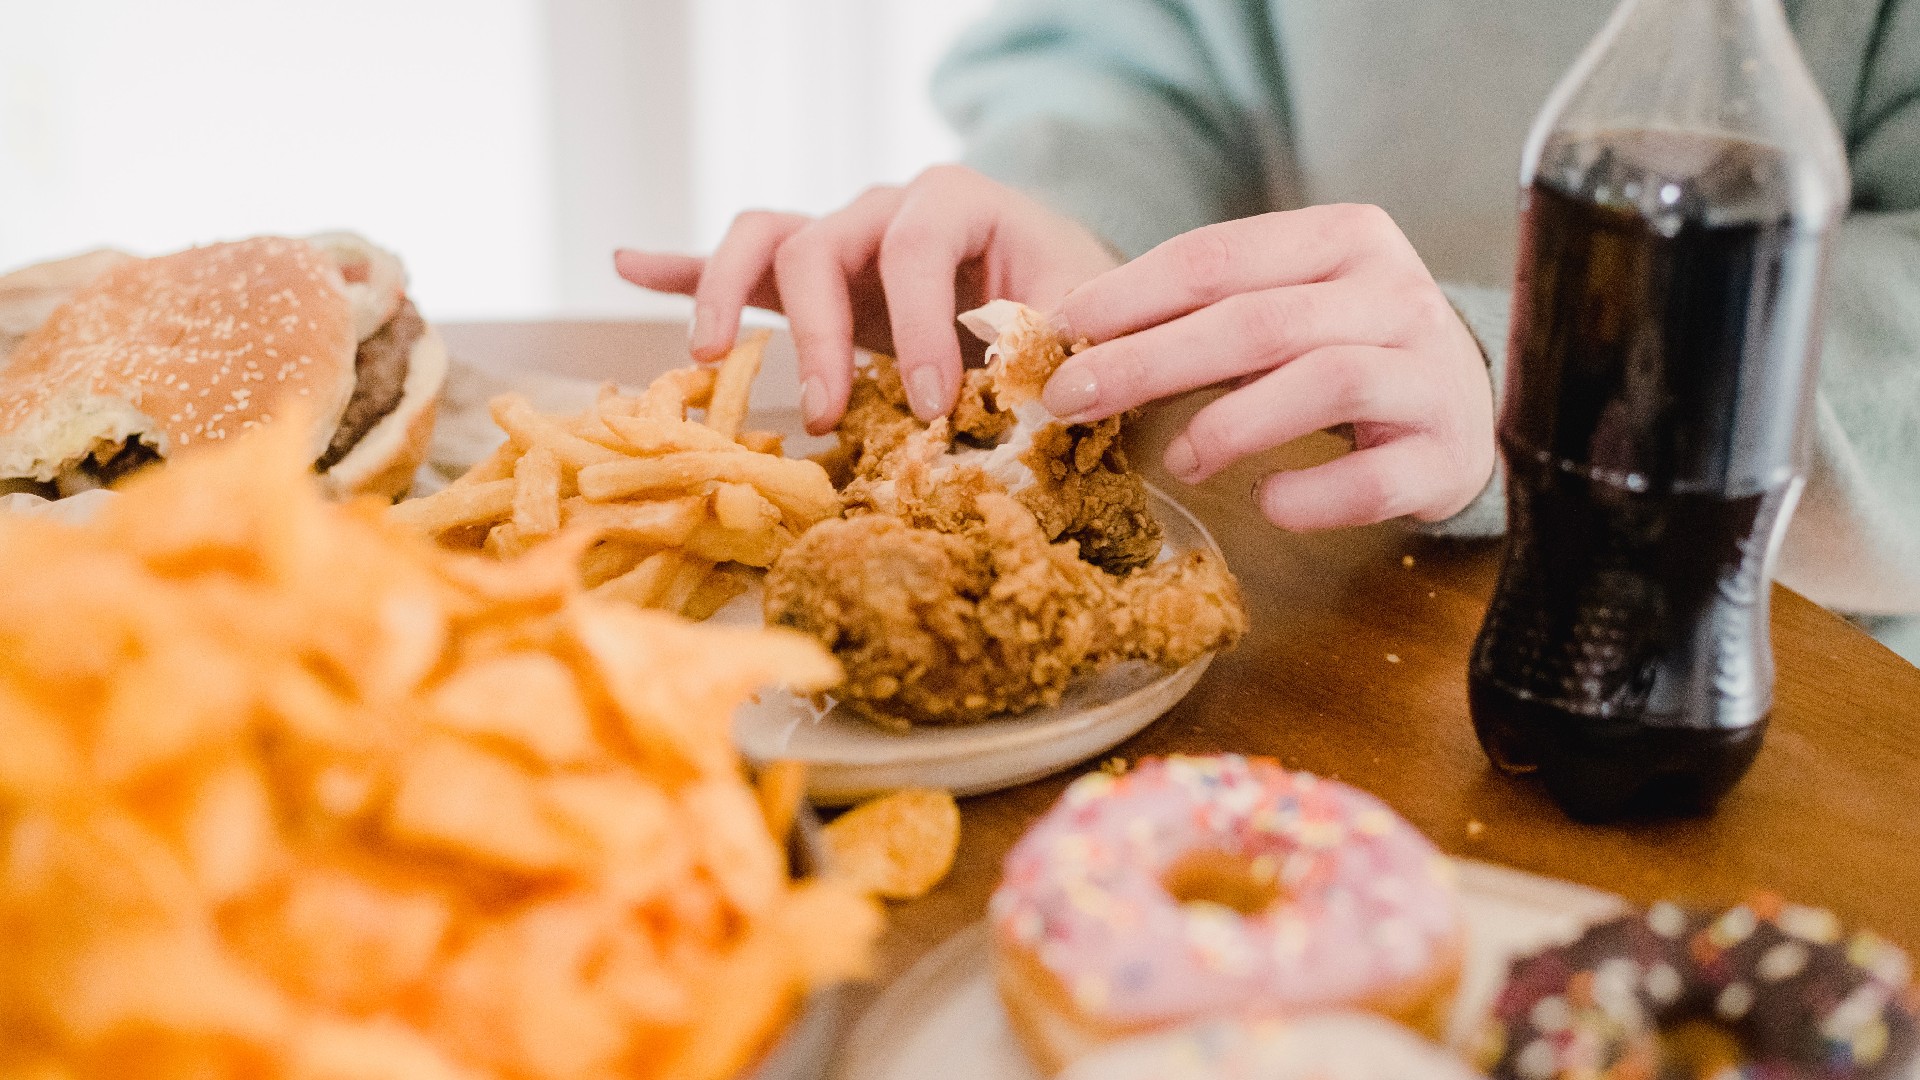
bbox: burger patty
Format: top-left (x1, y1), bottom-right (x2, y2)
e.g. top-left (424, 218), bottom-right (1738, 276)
top-left (315, 297), bottom-right (424, 471)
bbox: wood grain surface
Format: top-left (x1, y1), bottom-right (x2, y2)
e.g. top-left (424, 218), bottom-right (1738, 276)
top-left (442, 321), bottom-right (1920, 1009)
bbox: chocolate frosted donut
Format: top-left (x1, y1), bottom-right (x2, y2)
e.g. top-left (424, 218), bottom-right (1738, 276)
top-left (1480, 898), bottom-right (1918, 1080)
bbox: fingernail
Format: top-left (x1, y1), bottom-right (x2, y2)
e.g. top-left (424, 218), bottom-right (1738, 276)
top-left (689, 303), bottom-right (720, 358)
top-left (1042, 362), bottom-right (1099, 418)
top-left (1043, 308), bottom-right (1076, 342)
top-left (1164, 435), bottom-right (1200, 483)
top-left (800, 377), bottom-right (829, 430)
top-left (906, 366), bottom-right (945, 420)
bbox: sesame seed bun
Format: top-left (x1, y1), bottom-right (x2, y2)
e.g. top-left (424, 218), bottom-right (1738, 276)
top-left (0, 234), bottom-right (447, 499)
top-left (0, 248), bottom-right (138, 368)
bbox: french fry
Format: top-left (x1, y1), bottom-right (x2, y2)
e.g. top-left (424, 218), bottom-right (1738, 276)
top-left (576, 453), bottom-right (838, 527)
top-left (578, 541), bottom-right (653, 589)
top-left (711, 482), bottom-right (779, 533)
top-left (448, 441), bottom-right (518, 488)
top-left (754, 760), bottom-right (809, 844)
top-left (682, 519), bottom-right (787, 569)
top-left (490, 394), bottom-right (624, 470)
top-left (511, 447), bottom-right (562, 538)
top-left (397, 355), bottom-right (830, 627)
top-left (484, 522), bottom-right (533, 559)
top-left (639, 367), bottom-right (718, 422)
top-left (592, 550), bottom-right (682, 608)
top-left (707, 329), bottom-right (770, 439)
top-left (560, 496), bottom-right (703, 546)
top-left (681, 565), bottom-right (754, 622)
top-left (565, 412), bottom-right (628, 451)
top-left (658, 557), bottom-right (718, 614)
top-left (736, 430), bottom-right (784, 456)
top-left (389, 480), bottom-right (515, 535)
top-left (601, 414), bottom-right (740, 455)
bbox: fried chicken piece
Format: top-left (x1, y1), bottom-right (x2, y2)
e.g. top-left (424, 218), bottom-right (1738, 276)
top-left (837, 301), bottom-right (1162, 573)
top-left (764, 493), bottom-right (1246, 728)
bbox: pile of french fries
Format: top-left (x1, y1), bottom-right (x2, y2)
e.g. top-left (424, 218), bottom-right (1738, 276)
top-left (0, 422), bottom-right (877, 1080)
top-left (391, 332), bottom-right (839, 620)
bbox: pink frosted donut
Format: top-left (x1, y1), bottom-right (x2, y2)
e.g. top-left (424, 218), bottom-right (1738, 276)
top-left (990, 755), bottom-right (1466, 1073)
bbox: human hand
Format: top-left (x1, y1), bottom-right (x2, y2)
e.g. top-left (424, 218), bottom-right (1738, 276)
top-left (1043, 204), bottom-right (1496, 531)
top-left (614, 165), bottom-right (1120, 435)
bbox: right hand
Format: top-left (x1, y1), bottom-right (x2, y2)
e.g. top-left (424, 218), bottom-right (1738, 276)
top-left (614, 165), bottom-right (1121, 435)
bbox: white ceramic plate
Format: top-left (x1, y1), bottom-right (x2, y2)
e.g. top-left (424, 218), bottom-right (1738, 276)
top-left (725, 485), bottom-right (1227, 806)
top-left (833, 859), bottom-right (1627, 1080)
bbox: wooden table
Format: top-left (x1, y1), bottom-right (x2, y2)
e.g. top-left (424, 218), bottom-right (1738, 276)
top-left (444, 321), bottom-right (1920, 1016)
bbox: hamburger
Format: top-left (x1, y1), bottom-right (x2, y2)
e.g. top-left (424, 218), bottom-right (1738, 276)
top-left (0, 247), bottom-right (136, 367)
top-left (0, 233), bottom-right (447, 499)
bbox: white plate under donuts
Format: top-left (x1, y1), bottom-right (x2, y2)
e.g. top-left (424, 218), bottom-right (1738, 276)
top-left (834, 860), bottom-right (1628, 1080)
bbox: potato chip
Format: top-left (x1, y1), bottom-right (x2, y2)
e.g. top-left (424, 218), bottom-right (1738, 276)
top-left (175, 758), bottom-right (281, 903)
top-left (234, 870), bottom-right (452, 1014)
top-left (385, 737), bottom-right (582, 875)
top-left (652, 923), bottom-right (797, 1080)
top-left (288, 1018), bottom-right (475, 1080)
top-left (772, 880), bottom-right (883, 985)
top-left (821, 788), bottom-right (962, 900)
top-left (753, 760), bottom-right (809, 856)
top-left (0, 423), bottom-right (872, 1080)
top-left (428, 652), bottom-right (596, 767)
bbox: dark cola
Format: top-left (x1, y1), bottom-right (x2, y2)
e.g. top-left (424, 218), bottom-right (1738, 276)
top-left (1469, 130), bottom-right (1828, 820)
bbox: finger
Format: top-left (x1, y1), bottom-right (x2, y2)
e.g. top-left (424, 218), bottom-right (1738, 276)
top-left (1057, 203), bottom-right (1414, 344)
top-left (878, 165), bottom-right (999, 420)
top-left (774, 187), bottom-right (906, 434)
top-left (691, 210), bottom-right (810, 361)
top-left (614, 250), bottom-right (705, 295)
top-left (1043, 280), bottom-right (1400, 421)
top-left (1162, 346), bottom-right (1420, 484)
top-left (1254, 438), bottom-right (1447, 532)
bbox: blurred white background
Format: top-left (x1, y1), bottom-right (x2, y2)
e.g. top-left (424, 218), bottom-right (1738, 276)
top-left (0, 0), bottom-right (993, 322)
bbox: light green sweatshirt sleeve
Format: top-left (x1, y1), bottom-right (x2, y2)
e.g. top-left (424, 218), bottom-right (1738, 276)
top-left (931, 0), bottom-right (1296, 259)
top-left (937, 0), bottom-right (1920, 641)
top-left (1770, 0), bottom-right (1920, 617)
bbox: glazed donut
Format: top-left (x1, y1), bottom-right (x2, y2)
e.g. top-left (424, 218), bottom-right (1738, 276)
top-left (1479, 898), bottom-right (1919, 1080)
top-left (1060, 1012), bottom-right (1488, 1080)
top-left (991, 755), bottom-right (1466, 1073)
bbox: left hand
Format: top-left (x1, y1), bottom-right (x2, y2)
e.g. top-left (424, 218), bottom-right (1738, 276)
top-left (1043, 204), bottom-right (1496, 532)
